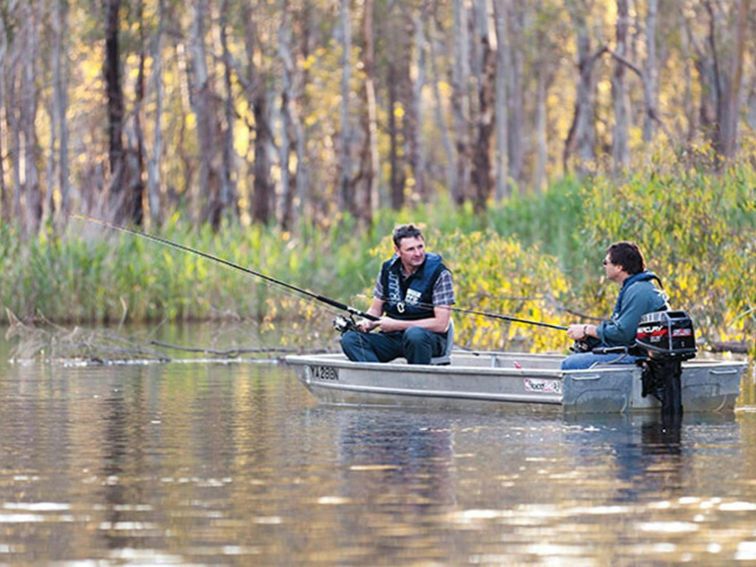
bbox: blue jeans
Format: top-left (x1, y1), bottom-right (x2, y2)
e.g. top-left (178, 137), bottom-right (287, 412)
top-left (561, 351), bottom-right (640, 370)
top-left (340, 328), bottom-right (446, 365)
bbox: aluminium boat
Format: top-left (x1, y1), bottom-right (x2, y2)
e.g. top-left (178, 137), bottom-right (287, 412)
top-left (285, 351), bottom-right (746, 413)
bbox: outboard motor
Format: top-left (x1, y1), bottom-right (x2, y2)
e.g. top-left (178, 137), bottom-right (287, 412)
top-left (634, 310), bottom-right (697, 415)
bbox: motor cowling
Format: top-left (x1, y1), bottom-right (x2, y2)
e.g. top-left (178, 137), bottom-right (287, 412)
top-left (635, 310), bottom-right (696, 415)
top-left (635, 310), bottom-right (697, 361)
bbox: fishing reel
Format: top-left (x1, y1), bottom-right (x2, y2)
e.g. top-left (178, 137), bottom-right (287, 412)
top-left (570, 336), bottom-right (601, 353)
top-left (333, 315), bottom-right (359, 335)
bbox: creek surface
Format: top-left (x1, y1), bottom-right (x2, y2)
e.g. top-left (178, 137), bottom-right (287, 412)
top-left (0, 323), bottom-right (754, 564)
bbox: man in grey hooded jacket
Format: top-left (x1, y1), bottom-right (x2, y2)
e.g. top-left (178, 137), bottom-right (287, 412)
top-left (561, 241), bottom-right (668, 370)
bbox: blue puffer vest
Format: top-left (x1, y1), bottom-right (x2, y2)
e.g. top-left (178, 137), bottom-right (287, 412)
top-left (380, 253), bottom-right (446, 320)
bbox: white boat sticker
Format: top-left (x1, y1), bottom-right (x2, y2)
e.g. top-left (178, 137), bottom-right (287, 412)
top-left (523, 378), bottom-right (562, 394)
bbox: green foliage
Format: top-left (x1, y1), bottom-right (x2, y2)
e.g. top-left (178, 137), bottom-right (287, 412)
top-left (581, 158), bottom-right (755, 351)
top-left (489, 177), bottom-right (588, 276)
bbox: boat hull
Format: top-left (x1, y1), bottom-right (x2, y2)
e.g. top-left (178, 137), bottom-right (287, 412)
top-left (286, 352), bottom-right (746, 414)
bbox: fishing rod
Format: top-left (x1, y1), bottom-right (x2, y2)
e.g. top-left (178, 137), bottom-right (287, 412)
top-left (75, 215), bottom-right (567, 332)
top-left (379, 296), bottom-right (567, 330)
top-left (438, 305), bottom-right (567, 331)
top-left (73, 215), bottom-right (379, 322)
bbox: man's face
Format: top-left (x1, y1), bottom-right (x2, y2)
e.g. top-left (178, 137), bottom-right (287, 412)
top-left (603, 254), bottom-right (623, 282)
top-left (395, 236), bottom-right (426, 272)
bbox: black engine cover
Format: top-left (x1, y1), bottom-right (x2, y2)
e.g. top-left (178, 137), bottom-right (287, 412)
top-left (635, 310), bottom-right (697, 360)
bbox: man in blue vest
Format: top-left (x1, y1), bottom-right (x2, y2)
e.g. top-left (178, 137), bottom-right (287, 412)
top-left (340, 224), bottom-right (454, 364)
top-left (561, 241), bottom-right (668, 370)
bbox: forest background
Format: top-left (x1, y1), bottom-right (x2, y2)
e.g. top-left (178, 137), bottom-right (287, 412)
top-left (0, 0), bottom-right (753, 355)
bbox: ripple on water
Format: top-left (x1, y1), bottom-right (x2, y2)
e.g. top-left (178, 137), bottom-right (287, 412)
top-left (736, 541), bottom-right (756, 561)
top-left (3, 503), bottom-right (70, 512)
top-left (636, 521), bottom-right (700, 534)
top-left (718, 501), bottom-right (756, 511)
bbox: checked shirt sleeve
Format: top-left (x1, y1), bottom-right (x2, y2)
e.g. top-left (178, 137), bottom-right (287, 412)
top-left (432, 270), bottom-right (455, 306)
top-left (373, 273), bottom-right (385, 299)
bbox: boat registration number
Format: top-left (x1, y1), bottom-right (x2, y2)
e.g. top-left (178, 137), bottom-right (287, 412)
top-left (311, 365), bottom-right (339, 381)
top-left (523, 378), bottom-right (562, 394)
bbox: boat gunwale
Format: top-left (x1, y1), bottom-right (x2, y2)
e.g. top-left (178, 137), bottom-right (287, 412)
top-left (286, 354), bottom-right (567, 378)
top-left (285, 352), bottom-right (748, 377)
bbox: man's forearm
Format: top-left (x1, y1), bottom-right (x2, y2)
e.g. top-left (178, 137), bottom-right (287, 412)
top-left (381, 317), bottom-right (444, 333)
top-left (379, 305), bottom-right (451, 334)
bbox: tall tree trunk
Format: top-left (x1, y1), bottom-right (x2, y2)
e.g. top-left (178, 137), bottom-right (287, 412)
top-left (7, 43), bottom-right (22, 224)
top-left (252, 94), bottom-right (272, 224)
top-left (147, 0), bottom-right (165, 226)
top-left (45, 92), bottom-right (56, 224)
top-left (686, 14), bottom-right (717, 140)
top-left (680, 14), bottom-right (696, 142)
top-left (219, 0), bottom-right (237, 222)
top-left (611, 0), bottom-right (630, 171)
top-left (709, 0), bottom-right (749, 160)
top-left (296, 4), bottom-right (313, 220)
top-left (506, 4), bottom-right (524, 186)
top-left (175, 39), bottom-right (195, 204)
top-left (243, 5), bottom-right (274, 224)
top-left (532, 64), bottom-right (548, 192)
top-left (428, 17), bottom-right (456, 201)
top-left (279, 4), bottom-right (309, 230)
top-left (338, 0), bottom-right (354, 216)
top-left (190, 0), bottom-right (222, 229)
top-left (563, 7), bottom-right (597, 175)
top-left (51, 0), bottom-right (70, 225)
top-left (471, 0), bottom-right (496, 212)
top-left (129, 0), bottom-right (146, 226)
top-left (104, 0), bottom-right (125, 211)
top-left (358, 0), bottom-right (378, 224)
top-left (451, 0), bottom-right (470, 204)
top-left (0, 15), bottom-right (7, 223)
top-left (493, 0), bottom-right (509, 201)
top-left (278, 1), bottom-right (295, 230)
top-left (642, 0), bottom-right (659, 142)
top-left (387, 63), bottom-right (404, 209)
top-left (409, 10), bottom-right (427, 199)
top-left (386, 3), bottom-right (409, 210)
top-left (21, 1), bottom-right (41, 234)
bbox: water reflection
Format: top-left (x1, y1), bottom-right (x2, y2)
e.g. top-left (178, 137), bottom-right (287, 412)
top-left (335, 408), bottom-right (455, 502)
top-left (0, 334), bottom-right (754, 564)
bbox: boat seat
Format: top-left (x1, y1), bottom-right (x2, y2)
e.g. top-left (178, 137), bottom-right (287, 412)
top-left (431, 320), bottom-right (454, 366)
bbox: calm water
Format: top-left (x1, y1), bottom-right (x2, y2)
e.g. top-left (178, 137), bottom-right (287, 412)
top-left (0, 326), bottom-right (755, 565)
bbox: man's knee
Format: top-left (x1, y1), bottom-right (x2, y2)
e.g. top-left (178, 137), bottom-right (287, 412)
top-left (561, 351), bottom-right (635, 370)
top-left (340, 330), bottom-right (363, 360)
top-left (341, 330), bottom-right (359, 348)
top-left (403, 326), bottom-right (431, 346)
top-left (401, 326), bottom-right (434, 364)
top-left (561, 353), bottom-right (592, 370)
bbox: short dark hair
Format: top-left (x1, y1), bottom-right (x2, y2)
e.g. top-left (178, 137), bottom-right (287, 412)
top-left (607, 241), bottom-right (645, 274)
top-left (392, 224), bottom-right (424, 247)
